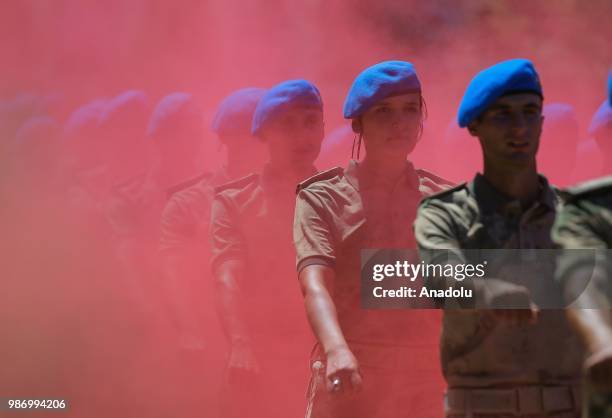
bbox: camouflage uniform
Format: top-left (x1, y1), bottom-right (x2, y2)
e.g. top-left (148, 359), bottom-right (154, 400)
top-left (415, 173), bottom-right (584, 418)
top-left (553, 176), bottom-right (612, 418)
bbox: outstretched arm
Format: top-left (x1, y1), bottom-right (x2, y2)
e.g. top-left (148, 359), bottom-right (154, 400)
top-left (299, 264), bottom-right (362, 394)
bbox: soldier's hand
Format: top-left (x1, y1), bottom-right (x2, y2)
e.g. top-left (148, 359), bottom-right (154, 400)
top-left (483, 280), bottom-right (539, 325)
top-left (490, 303), bottom-right (539, 326)
top-left (228, 339), bottom-right (260, 375)
top-left (586, 345), bottom-right (612, 390)
top-left (325, 346), bottom-right (363, 395)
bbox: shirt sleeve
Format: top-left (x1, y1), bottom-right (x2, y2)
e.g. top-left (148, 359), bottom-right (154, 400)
top-left (414, 199), bottom-right (471, 307)
top-left (293, 188), bottom-right (337, 273)
top-left (209, 194), bottom-right (246, 274)
top-left (553, 201), bottom-right (608, 250)
top-left (553, 200), bottom-right (609, 297)
top-left (414, 199), bottom-right (465, 262)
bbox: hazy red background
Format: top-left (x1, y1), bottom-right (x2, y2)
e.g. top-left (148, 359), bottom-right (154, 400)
top-left (1, 0), bottom-right (611, 174)
top-left (1, 1), bottom-right (611, 417)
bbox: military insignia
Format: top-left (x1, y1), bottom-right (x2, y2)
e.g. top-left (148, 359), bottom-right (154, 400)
top-left (419, 182), bottom-right (468, 204)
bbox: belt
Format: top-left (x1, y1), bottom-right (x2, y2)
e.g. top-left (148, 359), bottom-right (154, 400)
top-left (446, 385), bottom-right (581, 416)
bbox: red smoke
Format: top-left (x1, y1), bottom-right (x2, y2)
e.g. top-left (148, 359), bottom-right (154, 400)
top-left (1, 2), bottom-right (611, 417)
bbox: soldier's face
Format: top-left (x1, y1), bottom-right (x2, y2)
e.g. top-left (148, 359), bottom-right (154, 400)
top-left (222, 133), bottom-right (267, 172)
top-left (262, 106), bottom-right (324, 166)
top-left (157, 132), bottom-right (202, 167)
top-left (470, 93), bottom-right (543, 167)
top-left (360, 93), bottom-right (422, 158)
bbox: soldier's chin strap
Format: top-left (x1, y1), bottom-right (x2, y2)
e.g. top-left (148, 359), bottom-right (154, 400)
top-left (351, 133), bottom-right (363, 160)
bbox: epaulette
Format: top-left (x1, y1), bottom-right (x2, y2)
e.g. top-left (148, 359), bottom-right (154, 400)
top-left (166, 172), bottom-right (212, 199)
top-left (415, 168), bottom-right (455, 187)
top-left (214, 173), bottom-right (259, 195)
top-left (420, 182), bottom-right (468, 203)
top-left (296, 167), bottom-right (343, 194)
top-left (560, 176), bottom-right (612, 201)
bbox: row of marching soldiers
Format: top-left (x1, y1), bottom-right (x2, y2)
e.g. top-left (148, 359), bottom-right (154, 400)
top-left (2, 60), bottom-right (611, 418)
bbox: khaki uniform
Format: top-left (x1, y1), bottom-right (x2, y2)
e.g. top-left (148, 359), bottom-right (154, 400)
top-left (105, 171), bottom-right (169, 316)
top-left (160, 169), bottom-right (231, 257)
top-left (105, 171), bottom-right (199, 417)
top-left (415, 173), bottom-right (584, 418)
top-left (553, 176), bottom-right (612, 418)
top-left (158, 169), bottom-right (230, 329)
top-left (294, 159), bottom-right (453, 418)
top-left (210, 164), bottom-right (317, 418)
top-left (157, 168), bottom-right (234, 418)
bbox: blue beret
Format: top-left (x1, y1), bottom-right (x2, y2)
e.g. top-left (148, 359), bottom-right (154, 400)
top-left (99, 90), bottom-right (150, 133)
top-left (458, 59), bottom-right (543, 128)
top-left (588, 100), bottom-right (612, 138)
top-left (102, 90), bottom-right (148, 117)
top-left (608, 70), bottom-right (612, 106)
top-left (212, 87), bottom-right (266, 137)
top-left (15, 116), bottom-right (61, 151)
top-left (63, 99), bottom-right (107, 139)
top-left (343, 61), bottom-right (421, 119)
top-left (147, 92), bottom-right (202, 138)
top-left (251, 80), bottom-right (322, 135)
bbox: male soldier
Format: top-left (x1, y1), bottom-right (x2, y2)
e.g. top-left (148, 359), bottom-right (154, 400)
top-left (552, 176), bottom-right (612, 418)
top-left (157, 88), bottom-right (266, 417)
top-left (61, 98), bottom-right (110, 212)
top-left (415, 59), bottom-right (584, 418)
top-left (159, 87), bottom-right (266, 349)
top-left (104, 91), bottom-right (209, 417)
top-left (210, 79), bottom-right (324, 418)
top-left (553, 68), bottom-right (612, 417)
top-left (106, 92), bottom-right (204, 311)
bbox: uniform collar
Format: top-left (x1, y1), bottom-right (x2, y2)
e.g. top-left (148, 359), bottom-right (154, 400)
top-left (261, 162), bottom-right (318, 191)
top-left (470, 173), bottom-right (557, 216)
top-left (344, 159), bottom-right (420, 192)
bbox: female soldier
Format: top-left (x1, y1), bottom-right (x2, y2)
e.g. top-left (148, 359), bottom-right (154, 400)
top-left (294, 61), bottom-right (452, 418)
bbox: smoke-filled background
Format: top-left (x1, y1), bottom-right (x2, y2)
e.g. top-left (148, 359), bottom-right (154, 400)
top-left (2, 0), bottom-right (612, 175)
top-left (1, 1), bottom-right (611, 417)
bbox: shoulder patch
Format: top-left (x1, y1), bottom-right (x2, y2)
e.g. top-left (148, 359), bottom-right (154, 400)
top-left (296, 167), bottom-right (343, 194)
top-left (420, 182), bottom-right (468, 203)
top-left (415, 168), bottom-right (455, 188)
top-left (214, 173), bottom-right (259, 195)
top-left (561, 176), bottom-right (612, 201)
top-left (166, 172), bottom-right (212, 199)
